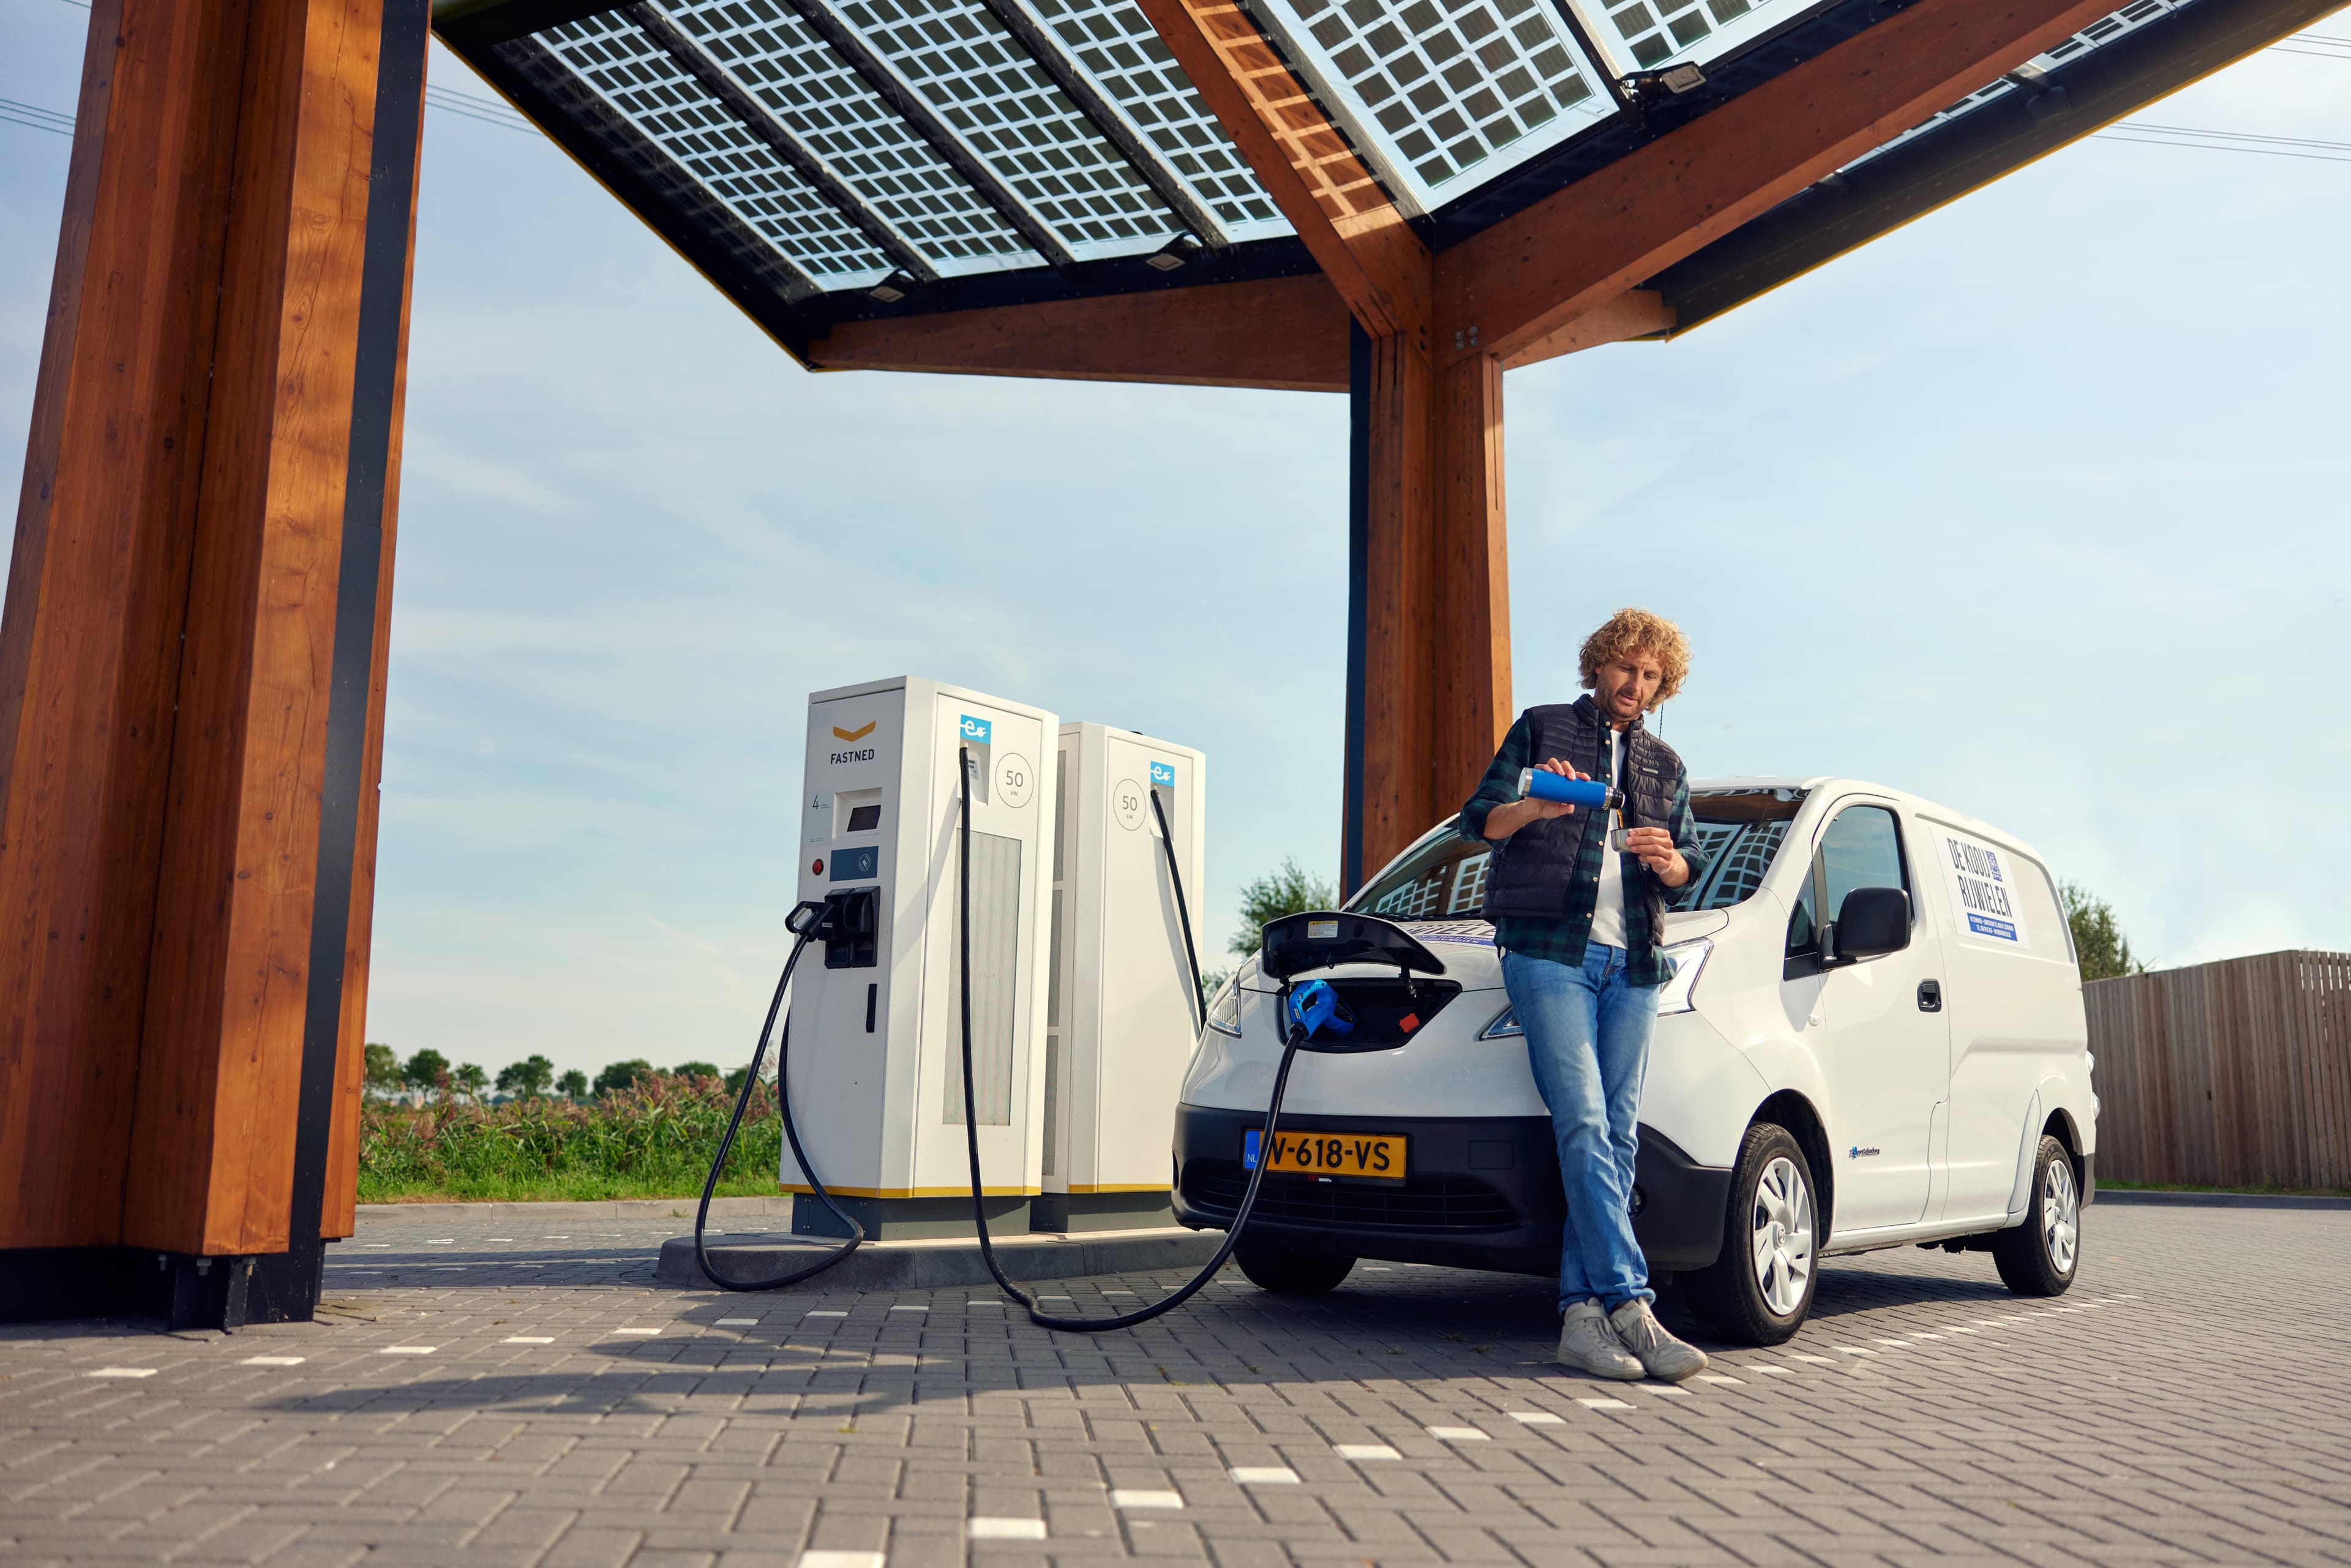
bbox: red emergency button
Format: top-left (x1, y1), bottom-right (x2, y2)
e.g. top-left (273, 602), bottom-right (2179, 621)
top-left (811, 858), bottom-right (824, 876)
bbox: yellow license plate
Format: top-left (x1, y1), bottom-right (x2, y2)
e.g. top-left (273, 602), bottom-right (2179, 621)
top-left (1246, 1128), bottom-right (1406, 1182)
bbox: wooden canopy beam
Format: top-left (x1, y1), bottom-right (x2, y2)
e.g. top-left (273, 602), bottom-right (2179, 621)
top-left (1128, 0), bottom-right (1429, 342)
top-left (807, 276), bottom-right (1352, 391)
top-left (1436, 0), bottom-right (2127, 370)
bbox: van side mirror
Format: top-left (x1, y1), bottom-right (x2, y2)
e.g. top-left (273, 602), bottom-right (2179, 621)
top-left (1826, 887), bottom-right (1910, 964)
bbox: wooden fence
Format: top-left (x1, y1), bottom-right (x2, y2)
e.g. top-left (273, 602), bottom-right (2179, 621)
top-left (2086, 950), bottom-right (2351, 1189)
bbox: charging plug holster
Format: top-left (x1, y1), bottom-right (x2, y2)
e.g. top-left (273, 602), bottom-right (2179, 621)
top-left (814, 887), bottom-right (879, 969)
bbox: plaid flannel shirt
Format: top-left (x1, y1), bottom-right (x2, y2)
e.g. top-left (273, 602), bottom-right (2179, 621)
top-left (1457, 705), bottom-right (1710, 987)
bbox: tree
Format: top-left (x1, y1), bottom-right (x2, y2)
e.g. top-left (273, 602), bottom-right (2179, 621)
top-left (496, 1054), bottom-right (555, 1097)
top-left (1228, 858), bottom-right (1337, 955)
top-left (453, 1062), bottom-right (488, 1099)
top-left (594, 1058), bottom-right (654, 1097)
top-left (672, 1060), bottom-right (721, 1082)
top-left (2061, 882), bottom-right (2148, 981)
top-left (555, 1068), bottom-right (588, 1100)
top-left (363, 1042), bottom-right (401, 1096)
top-left (400, 1048), bottom-right (449, 1092)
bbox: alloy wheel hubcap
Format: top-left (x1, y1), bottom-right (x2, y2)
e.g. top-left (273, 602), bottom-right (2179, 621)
top-left (1750, 1155), bottom-right (1814, 1317)
top-left (2043, 1157), bottom-right (2079, 1275)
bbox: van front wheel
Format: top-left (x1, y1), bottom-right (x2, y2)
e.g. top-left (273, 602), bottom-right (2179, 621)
top-left (1687, 1123), bottom-right (1818, 1346)
top-left (1992, 1136), bottom-right (2080, 1296)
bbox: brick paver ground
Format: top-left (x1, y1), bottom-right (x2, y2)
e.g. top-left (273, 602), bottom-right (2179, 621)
top-left (6, 1203), bottom-right (2349, 1567)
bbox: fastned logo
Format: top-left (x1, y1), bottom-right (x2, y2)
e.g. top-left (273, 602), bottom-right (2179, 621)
top-left (831, 721), bottom-right (875, 741)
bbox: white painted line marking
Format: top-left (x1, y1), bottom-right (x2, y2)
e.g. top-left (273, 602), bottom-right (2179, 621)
top-left (966, 1300), bottom-right (1002, 1307)
top-left (1037, 1296), bottom-right (1071, 1302)
top-left (427, 1239), bottom-right (453, 1245)
top-left (1100, 1290), bottom-right (1138, 1296)
top-left (364, 1244), bottom-right (391, 1248)
top-left (968, 1518), bottom-right (1046, 1540)
top-left (241, 1356), bottom-right (306, 1367)
top-left (487, 1237), bottom-right (513, 1242)
top-left (1110, 1490), bottom-right (1183, 1509)
top-left (87, 1367), bottom-right (157, 1379)
top-left (717, 1318), bottom-right (758, 1326)
top-left (1747, 1364), bottom-right (1792, 1375)
top-left (1334, 1443), bottom-right (1400, 1460)
top-left (503, 1337), bottom-right (555, 1344)
top-left (1507, 1410), bottom-right (1564, 1424)
top-left (1794, 1354), bottom-right (1836, 1364)
top-left (1426, 1426), bottom-right (1488, 1441)
top-left (1229, 1467), bottom-right (1298, 1484)
top-left (806, 1311), bottom-right (848, 1318)
top-left (799, 1553), bottom-right (886, 1568)
top-left (888, 1305), bottom-right (927, 1313)
top-left (1834, 1346), bottom-right (1876, 1356)
top-left (1697, 1375), bottom-right (1744, 1385)
top-left (543, 1235), bottom-right (570, 1239)
top-left (1647, 1386), bottom-right (1692, 1398)
top-left (613, 1328), bottom-right (661, 1337)
top-left (380, 1346), bottom-right (436, 1355)
top-left (1576, 1397), bottom-right (1632, 1410)
top-left (1873, 1339), bottom-right (1912, 1348)
top-left (1913, 1332), bottom-right (1945, 1340)
top-left (1948, 1327), bottom-right (1979, 1335)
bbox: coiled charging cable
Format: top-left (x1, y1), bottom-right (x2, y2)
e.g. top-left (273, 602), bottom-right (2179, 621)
top-left (694, 898), bottom-right (870, 1290)
top-left (955, 743), bottom-right (1310, 1332)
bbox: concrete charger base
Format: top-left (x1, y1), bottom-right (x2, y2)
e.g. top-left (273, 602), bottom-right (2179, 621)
top-left (658, 1224), bottom-right (1223, 1292)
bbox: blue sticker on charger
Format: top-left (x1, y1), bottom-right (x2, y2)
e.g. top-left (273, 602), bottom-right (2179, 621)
top-left (959, 714), bottom-right (992, 745)
top-left (1150, 760), bottom-right (1175, 788)
top-left (830, 846), bottom-right (879, 881)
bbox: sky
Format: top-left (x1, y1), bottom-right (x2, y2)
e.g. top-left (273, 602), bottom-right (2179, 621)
top-left (2, 0), bottom-right (2346, 1083)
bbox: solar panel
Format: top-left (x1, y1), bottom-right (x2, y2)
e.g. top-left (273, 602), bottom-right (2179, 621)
top-left (1025, 0), bottom-right (1295, 241)
top-left (1578, 0), bottom-right (1832, 75)
top-left (665, 0), bottom-right (1045, 275)
top-left (1849, 0), bottom-right (2202, 167)
top-left (820, 0), bottom-right (1183, 261)
top-left (1253, 0), bottom-right (1616, 209)
top-left (535, 16), bottom-right (894, 286)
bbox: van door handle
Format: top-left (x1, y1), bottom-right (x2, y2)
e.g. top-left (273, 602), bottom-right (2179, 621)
top-left (1917, 979), bottom-right (1943, 1013)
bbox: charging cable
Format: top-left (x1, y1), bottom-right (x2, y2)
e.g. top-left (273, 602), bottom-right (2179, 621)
top-left (954, 744), bottom-right (1309, 1332)
top-left (693, 898), bottom-right (869, 1290)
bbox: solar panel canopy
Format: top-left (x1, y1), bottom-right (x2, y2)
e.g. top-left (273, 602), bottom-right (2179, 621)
top-left (432, 0), bottom-right (2263, 358)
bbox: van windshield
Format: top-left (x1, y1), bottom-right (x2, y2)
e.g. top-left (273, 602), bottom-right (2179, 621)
top-left (1672, 788), bottom-right (1805, 912)
top-left (1344, 787), bottom-right (1806, 921)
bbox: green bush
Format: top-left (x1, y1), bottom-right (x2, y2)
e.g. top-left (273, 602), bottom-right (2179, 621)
top-left (358, 1071), bottom-right (781, 1203)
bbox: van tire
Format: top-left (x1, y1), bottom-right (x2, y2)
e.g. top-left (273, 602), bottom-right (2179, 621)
top-left (1232, 1236), bottom-right (1355, 1294)
top-left (1992, 1136), bottom-right (2080, 1296)
top-left (1687, 1123), bottom-right (1818, 1346)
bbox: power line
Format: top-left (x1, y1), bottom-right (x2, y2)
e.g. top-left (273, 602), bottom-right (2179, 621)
top-left (0, 96), bottom-right (75, 137)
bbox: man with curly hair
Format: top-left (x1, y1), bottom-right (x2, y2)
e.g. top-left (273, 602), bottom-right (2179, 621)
top-left (1458, 607), bottom-right (1712, 1382)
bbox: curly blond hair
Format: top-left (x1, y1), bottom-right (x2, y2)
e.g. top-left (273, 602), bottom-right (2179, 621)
top-left (1578, 608), bottom-right (1690, 710)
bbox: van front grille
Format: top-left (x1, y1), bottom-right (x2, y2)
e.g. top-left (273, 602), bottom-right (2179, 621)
top-left (1181, 1160), bottom-right (1520, 1232)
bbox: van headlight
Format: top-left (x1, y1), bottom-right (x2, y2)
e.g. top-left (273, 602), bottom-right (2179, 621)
top-left (1479, 1003), bottom-right (1523, 1040)
top-left (1657, 938), bottom-right (1711, 1016)
top-left (1205, 977), bottom-right (1243, 1037)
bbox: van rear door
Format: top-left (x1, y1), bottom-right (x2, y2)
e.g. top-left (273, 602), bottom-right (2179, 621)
top-left (1914, 817), bottom-right (2083, 1223)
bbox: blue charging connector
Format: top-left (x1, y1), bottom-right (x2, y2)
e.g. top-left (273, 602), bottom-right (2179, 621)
top-left (1288, 978), bottom-right (1355, 1039)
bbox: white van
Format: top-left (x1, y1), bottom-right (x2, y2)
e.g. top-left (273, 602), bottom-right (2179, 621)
top-left (1174, 778), bottom-right (2096, 1345)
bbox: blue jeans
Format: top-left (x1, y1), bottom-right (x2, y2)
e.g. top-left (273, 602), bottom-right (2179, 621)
top-left (1502, 945), bottom-right (1660, 1315)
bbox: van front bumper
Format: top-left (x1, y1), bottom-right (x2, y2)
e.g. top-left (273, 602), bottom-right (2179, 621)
top-left (1171, 1105), bottom-right (1731, 1276)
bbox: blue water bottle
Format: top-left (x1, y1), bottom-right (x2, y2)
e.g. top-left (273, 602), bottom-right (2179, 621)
top-left (1517, 767), bottom-right (1622, 812)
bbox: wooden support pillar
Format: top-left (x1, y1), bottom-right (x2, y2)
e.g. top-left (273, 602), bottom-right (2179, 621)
top-left (0, 0), bottom-right (425, 1326)
top-left (1341, 331), bottom-right (1510, 894)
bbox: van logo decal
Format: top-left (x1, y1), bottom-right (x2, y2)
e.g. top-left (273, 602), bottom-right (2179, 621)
top-left (831, 721), bottom-right (876, 742)
top-left (1848, 1146), bottom-right (1880, 1159)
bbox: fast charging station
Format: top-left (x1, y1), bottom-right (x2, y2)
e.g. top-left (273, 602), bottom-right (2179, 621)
top-left (1037, 725), bottom-right (1207, 1232)
top-left (787, 677), bottom-right (1057, 1239)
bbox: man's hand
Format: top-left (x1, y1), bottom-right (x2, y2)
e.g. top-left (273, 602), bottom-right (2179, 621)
top-left (1482, 759), bottom-right (1584, 840)
top-left (1623, 826), bottom-right (1690, 888)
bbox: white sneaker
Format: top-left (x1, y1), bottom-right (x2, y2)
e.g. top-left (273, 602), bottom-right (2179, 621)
top-left (1610, 1298), bottom-right (1708, 1382)
top-left (1556, 1299), bottom-right (1643, 1379)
